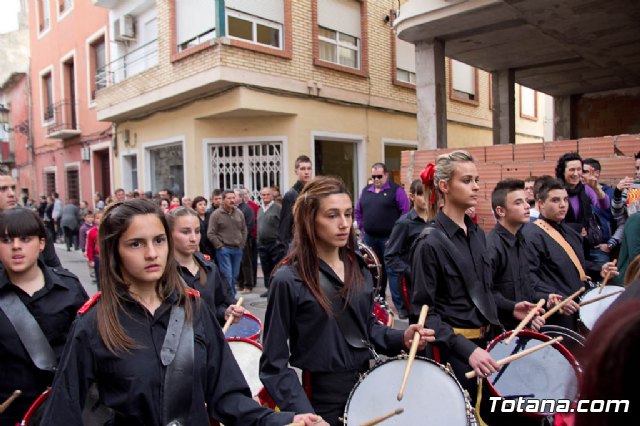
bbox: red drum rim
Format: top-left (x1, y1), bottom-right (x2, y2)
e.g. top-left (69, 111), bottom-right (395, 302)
top-left (21, 387), bottom-right (50, 425)
top-left (484, 329), bottom-right (583, 418)
top-left (225, 336), bottom-right (264, 351)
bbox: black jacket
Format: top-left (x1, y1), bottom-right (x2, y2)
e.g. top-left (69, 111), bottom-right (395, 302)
top-left (40, 291), bottom-right (295, 426)
top-left (260, 256), bottom-right (404, 414)
top-left (0, 262), bottom-right (88, 425)
top-left (276, 181), bottom-right (304, 257)
top-left (384, 209), bottom-right (429, 276)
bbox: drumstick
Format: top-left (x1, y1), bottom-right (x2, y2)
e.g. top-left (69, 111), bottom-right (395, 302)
top-left (0, 390), bottom-right (21, 414)
top-left (504, 299), bottom-right (545, 345)
top-left (222, 297), bottom-right (244, 334)
top-left (465, 337), bottom-right (563, 379)
top-left (580, 289), bottom-right (624, 307)
top-left (397, 305), bottom-right (429, 401)
top-left (541, 288), bottom-right (585, 320)
top-left (359, 408), bottom-right (404, 426)
top-left (599, 259), bottom-right (617, 293)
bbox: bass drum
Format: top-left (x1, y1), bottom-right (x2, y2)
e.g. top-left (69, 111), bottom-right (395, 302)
top-left (540, 325), bottom-right (585, 357)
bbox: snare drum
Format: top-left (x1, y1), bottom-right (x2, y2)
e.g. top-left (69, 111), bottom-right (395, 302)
top-left (485, 330), bottom-right (581, 418)
top-left (226, 337), bottom-right (264, 396)
top-left (344, 356), bottom-right (475, 425)
top-left (225, 312), bottom-right (262, 341)
top-left (357, 241), bottom-right (382, 292)
top-left (579, 285), bottom-right (625, 332)
top-left (21, 388), bottom-right (49, 426)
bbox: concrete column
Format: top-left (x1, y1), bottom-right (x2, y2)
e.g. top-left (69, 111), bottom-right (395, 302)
top-left (491, 69), bottom-right (515, 145)
top-left (415, 39), bottom-right (446, 149)
top-left (553, 95), bottom-right (572, 140)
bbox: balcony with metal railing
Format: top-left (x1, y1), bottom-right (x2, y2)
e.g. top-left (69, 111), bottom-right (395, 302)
top-left (46, 100), bottom-right (81, 140)
top-left (95, 39), bottom-right (159, 91)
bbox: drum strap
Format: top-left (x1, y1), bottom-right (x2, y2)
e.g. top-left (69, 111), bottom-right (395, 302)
top-left (534, 219), bottom-right (588, 281)
top-left (161, 304), bottom-right (194, 426)
top-left (0, 290), bottom-right (57, 371)
top-left (318, 272), bottom-right (370, 350)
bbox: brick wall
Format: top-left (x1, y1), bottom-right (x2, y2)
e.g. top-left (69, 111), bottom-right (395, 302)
top-left (574, 91), bottom-right (640, 139)
top-left (401, 134), bottom-right (640, 231)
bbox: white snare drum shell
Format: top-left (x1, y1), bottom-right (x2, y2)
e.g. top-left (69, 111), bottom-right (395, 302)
top-left (580, 286), bottom-right (625, 331)
top-left (344, 357), bottom-right (471, 425)
top-left (227, 340), bottom-right (263, 396)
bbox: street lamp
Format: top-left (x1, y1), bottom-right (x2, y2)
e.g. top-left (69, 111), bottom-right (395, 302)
top-left (0, 104), bottom-right (29, 136)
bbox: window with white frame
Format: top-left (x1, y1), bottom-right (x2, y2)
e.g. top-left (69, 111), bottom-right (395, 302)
top-left (317, 0), bottom-right (361, 69)
top-left (175, 0), bottom-right (216, 51)
top-left (42, 71), bottom-right (54, 122)
top-left (58, 0), bottom-right (72, 15)
top-left (451, 59), bottom-right (477, 102)
top-left (520, 85), bottom-right (537, 119)
top-left (37, 0), bottom-right (50, 32)
top-left (148, 144), bottom-right (184, 197)
top-left (225, 0), bottom-right (284, 49)
top-left (90, 36), bottom-right (107, 99)
top-left (395, 36), bottom-right (415, 84)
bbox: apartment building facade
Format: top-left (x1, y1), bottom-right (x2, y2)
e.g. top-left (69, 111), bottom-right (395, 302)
top-left (94, 0), bottom-right (547, 199)
top-left (28, 0), bottom-right (111, 205)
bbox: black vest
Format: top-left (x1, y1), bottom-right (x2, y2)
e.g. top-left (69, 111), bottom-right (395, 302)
top-left (359, 183), bottom-right (401, 237)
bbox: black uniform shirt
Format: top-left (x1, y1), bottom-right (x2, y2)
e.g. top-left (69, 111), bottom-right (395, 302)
top-left (40, 291), bottom-right (295, 426)
top-left (486, 223), bottom-right (542, 329)
top-left (177, 252), bottom-right (235, 325)
top-left (384, 209), bottom-right (429, 276)
top-left (521, 217), bottom-right (588, 298)
top-left (0, 262), bottom-right (88, 424)
top-left (411, 211), bottom-right (499, 360)
top-left (260, 257), bottom-right (404, 414)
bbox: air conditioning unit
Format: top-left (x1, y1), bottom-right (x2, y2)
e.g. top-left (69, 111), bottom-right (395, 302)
top-left (114, 15), bottom-right (136, 42)
top-left (81, 147), bottom-right (91, 161)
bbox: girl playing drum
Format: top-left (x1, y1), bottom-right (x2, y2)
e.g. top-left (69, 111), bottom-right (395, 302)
top-left (40, 199), bottom-right (324, 426)
top-left (0, 208), bottom-right (88, 425)
top-left (260, 176), bottom-right (434, 426)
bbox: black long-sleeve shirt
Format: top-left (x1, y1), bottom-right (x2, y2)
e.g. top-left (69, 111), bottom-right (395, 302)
top-left (486, 223), bottom-right (542, 330)
top-left (260, 258), bottom-right (404, 414)
top-left (521, 217), bottom-right (591, 298)
top-left (0, 262), bottom-right (88, 425)
top-left (40, 292), bottom-right (295, 426)
top-left (384, 209), bottom-right (429, 276)
top-left (276, 181), bottom-right (304, 256)
top-left (178, 252), bottom-right (236, 325)
top-left (410, 211), bottom-right (500, 360)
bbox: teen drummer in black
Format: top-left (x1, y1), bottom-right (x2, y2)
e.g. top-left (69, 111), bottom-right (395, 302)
top-left (167, 206), bottom-right (244, 326)
top-left (410, 150), bottom-right (501, 401)
top-left (40, 199), bottom-right (323, 426)
top-left (260, 176), bottom-right (434, 426)
top-left (0, 208), bottom-right (88, 425)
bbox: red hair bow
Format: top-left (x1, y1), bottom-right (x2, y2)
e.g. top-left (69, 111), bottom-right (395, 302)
top-left (420, 163), bottom-right (436, 205)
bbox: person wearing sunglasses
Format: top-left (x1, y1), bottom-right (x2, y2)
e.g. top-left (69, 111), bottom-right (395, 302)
top-left (354, 163), bottom-right (410, 312)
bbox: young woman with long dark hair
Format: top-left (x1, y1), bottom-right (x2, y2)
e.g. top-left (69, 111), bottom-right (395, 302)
top-left (40, 199), bottom-right (323, 426)
top-left (260, 176), bottom-right (434, 426)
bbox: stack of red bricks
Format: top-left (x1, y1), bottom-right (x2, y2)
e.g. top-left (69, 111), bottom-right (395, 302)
top-left (400, 134), bottom-right (640, 231)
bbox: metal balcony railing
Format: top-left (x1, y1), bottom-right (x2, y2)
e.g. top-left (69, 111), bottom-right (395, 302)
top-left (95, 39), bottom-right (159, 90)
top-left (46, 100), bottom-right (81, 140)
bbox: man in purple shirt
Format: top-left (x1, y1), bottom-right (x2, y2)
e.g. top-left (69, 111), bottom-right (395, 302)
top-left (355, 162), bottom-right (410, 310)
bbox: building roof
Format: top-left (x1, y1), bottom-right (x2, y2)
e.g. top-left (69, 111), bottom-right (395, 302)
top-left (395, 0), bottom-right (640, 97)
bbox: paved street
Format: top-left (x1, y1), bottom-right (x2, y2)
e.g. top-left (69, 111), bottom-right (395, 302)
top-left (54, 244), bottom-right (408, 331)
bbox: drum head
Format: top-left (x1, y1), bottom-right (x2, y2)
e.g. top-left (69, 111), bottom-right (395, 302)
top-left (227, 338), bottom-right (263, 396)
top-left (344, 357), bottom-right (471, 425)
top-left (540, 325), bottom-right (585, 356)
top-left (225, 313), bottom-right (262, 341)
top-left (486, 331), bottom-right (580, 415)
top-left (580, 286), bottom-right (625, 331)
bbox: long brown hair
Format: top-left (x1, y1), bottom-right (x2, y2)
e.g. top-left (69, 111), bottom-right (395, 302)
top-left (279, 176), bottom-right (363, 314)
top-left (167, 206), bottom-right (207, 286)
top-left (97, 199), bottom-right (193, 354)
